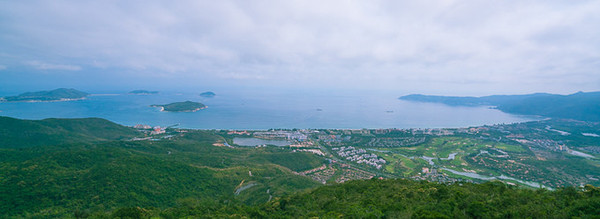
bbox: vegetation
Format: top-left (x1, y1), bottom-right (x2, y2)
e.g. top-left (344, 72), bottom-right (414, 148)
top-left (399, 91), bottom-right (600, 121)
top-left (0, 88), bottom-right (89, 102)
top-left (150, 101), bottom-right (207, 112)
top-left (0, 116), bottom-right (140, 148)
top-left (257, 179), bottom-right (600, 218)
top-left (1, 116), bottom-right (600, 218)
top-left (0, 117), bottom-right (322, 217)
top-left (50, 179), bottom-right (600, 218)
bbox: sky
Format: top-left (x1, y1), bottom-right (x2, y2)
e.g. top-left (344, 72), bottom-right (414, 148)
top-left (1, 0), bottom-right (599, 95)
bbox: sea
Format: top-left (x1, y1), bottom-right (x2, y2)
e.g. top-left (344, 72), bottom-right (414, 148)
top-left (0, 89), bottom-right (538, 130)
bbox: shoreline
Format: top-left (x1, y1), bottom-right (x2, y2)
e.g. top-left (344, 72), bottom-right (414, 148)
top-left (0, 114), bottom-right (548, 131)
top-left (0, 97), bottom-right (87, 103)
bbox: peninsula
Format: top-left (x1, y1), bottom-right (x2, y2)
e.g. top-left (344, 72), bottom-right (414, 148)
top-left (399, 91), bottom-right (600, 121)
top-left (0, 88), bottom-right (89, 102)
top-left (151, 101), bottom-right (207, 112)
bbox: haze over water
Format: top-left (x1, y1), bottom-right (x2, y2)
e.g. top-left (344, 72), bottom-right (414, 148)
top-left (0, 89), bottom-right (537, 130)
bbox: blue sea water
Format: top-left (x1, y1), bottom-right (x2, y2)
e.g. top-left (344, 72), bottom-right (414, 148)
top-left (0, 89), bottom-right (537, 129)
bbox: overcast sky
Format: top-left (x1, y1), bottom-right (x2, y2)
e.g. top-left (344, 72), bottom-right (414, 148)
top-left (1, 0), bottom-right (599, 95)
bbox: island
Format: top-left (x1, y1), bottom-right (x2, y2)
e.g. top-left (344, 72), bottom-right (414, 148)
top-left (0, 88), bottom-right (89, 102)
top-left (200, 91), bottom-right (216, 97)
top-left (129, 90), bottom-right (159, 95)
top-left (151, 101), bottom-right (207, 112)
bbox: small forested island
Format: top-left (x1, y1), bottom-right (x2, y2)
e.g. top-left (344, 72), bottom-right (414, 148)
top-left (200, 91), bottom-right (216, 97)
top-left (151, 101), bottom-right (207, 112)
top-left (128, 90), bottom-right (159, 95)
top-left (0, 88), bottom-right (89, 102)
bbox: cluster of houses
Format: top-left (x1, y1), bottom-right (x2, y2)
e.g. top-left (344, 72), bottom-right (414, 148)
top-left (332, 146), bottom-right (386, 169)
top-left (134, 124), bottom-right (166, 135)
top-left (318, 134), bottom-right (351, 143)
top-left (293, 149), bottom-right (325, 156)
top-left (227, 130), bottom-right (250, 135)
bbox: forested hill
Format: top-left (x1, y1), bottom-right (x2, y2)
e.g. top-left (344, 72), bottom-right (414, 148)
top-left (0, 117), bottom-right (324, 218)
top-left (75, 179), bottom-right (600, 218)
top-left (399, 91), bottom-right (600, 121)
top-left (0, 116), bottom-right (140, 147)
top-left (256, 179), bottom-right (600, 218)
top-left (0, 88), bottom-right (89, 102)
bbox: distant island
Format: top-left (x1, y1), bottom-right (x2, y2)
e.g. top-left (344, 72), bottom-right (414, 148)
top-left (0, 88), bottom-right (89, 102)
top-left (200, 91), bottom-right (216, 97)
top-left (129, 90), bottom-right (159, 95)
top-left (151, 101), bottom-right (207, 112)
top-left (399, 91), bottom-right (600, 121)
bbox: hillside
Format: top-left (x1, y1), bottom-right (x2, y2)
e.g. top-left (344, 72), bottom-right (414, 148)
top-left (1, 117), bottom-right (599, 218)
top-left (0, 117), bottom-right (324, 217)
top-left (1, 88), bottom-right (89, 102)
top-left (0, 116), bottom-right (140, 148)
top-left (73, 179), bottom-right (600, 218)
top-left (399, 91), bottom-right (600, 121)
top-left (258, 179), bottom-right (600, 218)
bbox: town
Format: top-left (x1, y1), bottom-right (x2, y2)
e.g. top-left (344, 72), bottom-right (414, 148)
top-left (129, 119), bottom-right (600, 189)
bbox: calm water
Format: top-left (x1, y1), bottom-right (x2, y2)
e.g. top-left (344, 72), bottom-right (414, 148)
top-left (0, 90), bottom-right (537, 129)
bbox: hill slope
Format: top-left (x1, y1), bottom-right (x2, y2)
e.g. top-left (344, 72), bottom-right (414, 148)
top-left (0, 116), bottom-right (140, 148)
top-left (0, 117), bottom-right (324, 217)
top-left (1, 117), bottom-right (598, 218)
top-left (85, 179), bottom-right (600, 218)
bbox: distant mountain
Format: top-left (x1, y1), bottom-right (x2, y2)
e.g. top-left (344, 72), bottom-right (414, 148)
top-left (1, 88), bottom-right (89, 102)
top-left (151, 101), bottom-right (207, 112)
top-left (0, 116), bottom-right (140, 148)
top-left (128, 90), bottom-right (159, 95)
top-left (200, 91), bottom-right (216, 97)
top-left (399, 91), bottom-right (600, 121)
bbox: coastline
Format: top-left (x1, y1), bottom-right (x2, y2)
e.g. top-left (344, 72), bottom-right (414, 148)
top-left (150, 105), bottom-right (166, 112)
top-left (1, 94), bottom-right (538, 130)
top-left (0, 97), bottom-right (87, 103)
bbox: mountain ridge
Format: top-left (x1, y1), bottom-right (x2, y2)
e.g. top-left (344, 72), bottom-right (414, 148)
top-left (399, 91), bottom-right (600, 121)
top-left (0, 116), bottom-right (140, 148)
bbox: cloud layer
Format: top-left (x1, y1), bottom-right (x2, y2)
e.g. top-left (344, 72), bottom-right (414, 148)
top-left (1, 0), bottom-right (599, 94)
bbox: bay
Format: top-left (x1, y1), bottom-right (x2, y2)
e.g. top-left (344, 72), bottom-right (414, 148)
top-left (0, 89), bottom-right (538, 129)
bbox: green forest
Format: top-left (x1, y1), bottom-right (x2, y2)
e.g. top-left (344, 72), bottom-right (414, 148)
top-left (1, 116), bottom-right (599, 218)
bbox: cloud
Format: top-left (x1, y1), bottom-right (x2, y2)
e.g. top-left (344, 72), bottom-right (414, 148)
top-left (26, 61), bottom-right (81, 71)
top-left (218, 72), bottom-right (267, 80)
top-left (0, 0), bottom-right (599, 94)
top-left (0, 65), bottom-right (6, 70)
